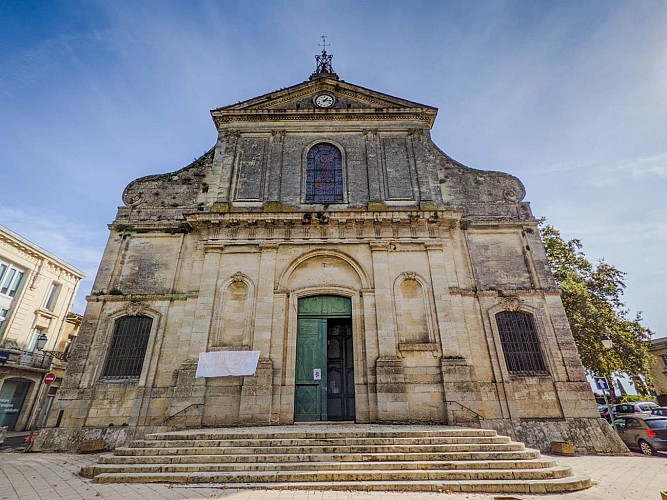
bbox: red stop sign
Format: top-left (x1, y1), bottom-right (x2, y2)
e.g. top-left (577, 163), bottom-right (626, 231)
top-left (44, 373), bottom-right (56, 385)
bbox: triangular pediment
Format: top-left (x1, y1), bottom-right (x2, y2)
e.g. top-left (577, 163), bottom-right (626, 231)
top-left (211, 77), bottom-right (437, 127)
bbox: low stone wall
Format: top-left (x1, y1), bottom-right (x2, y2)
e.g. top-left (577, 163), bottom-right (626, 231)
top-left (33, 426), bottom-right (148, 452)
top-left (35, 417), bottom-right (629, 455)
top-left (481, 417), bottom-right (629, 455)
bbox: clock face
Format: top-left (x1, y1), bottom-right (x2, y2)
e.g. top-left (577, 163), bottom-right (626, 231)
top-left (314, 93), bottom-right (335, 108)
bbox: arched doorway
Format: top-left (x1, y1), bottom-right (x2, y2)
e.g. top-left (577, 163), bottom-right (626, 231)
top-left (294, 295), bottom-right (355, 422)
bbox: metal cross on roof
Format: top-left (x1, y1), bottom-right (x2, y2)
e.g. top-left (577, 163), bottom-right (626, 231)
top-left (314, 35), bottom-right (334, 74)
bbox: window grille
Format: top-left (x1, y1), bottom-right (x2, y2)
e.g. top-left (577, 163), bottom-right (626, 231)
top-left (305, 143), bottom-right (343, 203)
top-left (101, 315), bottom-right (152, 379)
top-left (496, 311), bottom-right (548, 376)
top-left (662, 354), bottom-right (667, 369)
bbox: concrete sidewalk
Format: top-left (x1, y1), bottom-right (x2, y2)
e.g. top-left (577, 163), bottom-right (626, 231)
top-left (0, 452), bottom-right (665, 500)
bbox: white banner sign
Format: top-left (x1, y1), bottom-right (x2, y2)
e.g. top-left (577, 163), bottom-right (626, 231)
top-left (195, 350), bottom-right (261, 378)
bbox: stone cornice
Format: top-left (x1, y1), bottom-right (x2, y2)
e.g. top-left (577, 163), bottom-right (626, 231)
top-left (86, 292), bottom-right (195, 303)
top-left (212, 108), bottom-right (436, 128)
top-left (185, 209), bottom-right (462, 226)
top-left (448, 287), bottom-right (562, 297)
top-left (0, 230), bottom-right (84, 281)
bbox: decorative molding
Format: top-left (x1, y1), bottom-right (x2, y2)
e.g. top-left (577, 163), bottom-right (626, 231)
top-left (126, 301), bottom-right (147, 316)
top-left (213, 112), bottom-right (431, 127)
top-left (499, 295), bottom-right (523, 312)
top-left (231, 271), bottom-right (246, 283)
top-left (270, 130), bottom-right (286, 142)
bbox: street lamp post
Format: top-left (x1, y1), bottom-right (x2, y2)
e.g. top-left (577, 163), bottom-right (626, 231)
top-left (35, 333), bottom-right (69, 361)
top-left (600, 334), bottom-right (615, 429)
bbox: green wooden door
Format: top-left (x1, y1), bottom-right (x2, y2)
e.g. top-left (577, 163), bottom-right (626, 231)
top-left (294, 318), bottom-right (327, 421)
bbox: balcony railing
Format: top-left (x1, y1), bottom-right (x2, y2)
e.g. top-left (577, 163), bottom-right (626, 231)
top-left (0, 349), bottom-right (53, 370)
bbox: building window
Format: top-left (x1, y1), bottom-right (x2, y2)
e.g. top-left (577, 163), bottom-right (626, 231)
top-left (305, 143), bottom-right (343, 203)
top-left (496, 311), bottom-right (548, 376)
top-left (0, 262), bottom-right (25, 298)
top-left (101, 315), bottom-right (152, 379)
top-left (44, 283), bottom-right (62, 311)
top-left (26, 327), bottom-right (45, 352)
top-left (0, 308), bottom-right (8, 334)
top-left (662, 354), bottom-right (667, 369)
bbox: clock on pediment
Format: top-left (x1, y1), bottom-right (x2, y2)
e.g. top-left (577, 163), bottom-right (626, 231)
top-left (313, 93), bottom-right (335, 108)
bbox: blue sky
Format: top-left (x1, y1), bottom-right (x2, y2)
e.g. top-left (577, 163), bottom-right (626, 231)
top-left (1, 1), bottom-right (666, 339)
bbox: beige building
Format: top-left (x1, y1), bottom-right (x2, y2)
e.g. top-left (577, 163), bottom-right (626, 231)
top-left (0, 224), bottom-right (84, 431)
top-left (38, 54), bottom-right (623, 453)
top-left (649, 337), bottom-right (667, 406)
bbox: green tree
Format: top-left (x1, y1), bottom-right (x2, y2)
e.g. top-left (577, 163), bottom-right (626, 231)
top-left (539, 222), bottom-right (653, 393)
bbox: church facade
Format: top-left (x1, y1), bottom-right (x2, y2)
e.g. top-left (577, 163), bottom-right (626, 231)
top-left (37, 55), bottom-right (622, 453)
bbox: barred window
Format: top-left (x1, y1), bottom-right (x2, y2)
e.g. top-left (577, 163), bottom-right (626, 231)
top-left (496, 311), bottom-right (548, 376)
top-left (305, 143), bottom-right (343, 203)
top-left (101, 315), bottom-right (152, 379)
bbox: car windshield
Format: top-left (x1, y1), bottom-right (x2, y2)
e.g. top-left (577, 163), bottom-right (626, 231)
top-left (645, 418), bottom-right (667, 430)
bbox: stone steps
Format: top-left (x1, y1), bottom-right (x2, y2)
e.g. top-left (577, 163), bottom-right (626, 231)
top-left (129, 435), bottom-right (512, 447)
top-left (90, 457), bottom-right (557, 473)
top-left (98, 449), bottom-right (543, 464)
top-left (92, 465), bottom-right (574, 483)
top-left (113, 442), bottom-right (527, 456)
top-left (82, 424), bottom-right (592, 493)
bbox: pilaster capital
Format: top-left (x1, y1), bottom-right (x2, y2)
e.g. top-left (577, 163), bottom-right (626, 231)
top-left (369, 242), bottom-right (390, 252)
top-left (203, 242), bottom-right (224, 253)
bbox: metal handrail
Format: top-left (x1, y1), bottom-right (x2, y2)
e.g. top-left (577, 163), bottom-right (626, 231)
top-left (446, 400), bottom-right (485, 421)
top-left (163, 403), bottom-right (203, 424)
top-left (0, 348), bottom-right (53, 369)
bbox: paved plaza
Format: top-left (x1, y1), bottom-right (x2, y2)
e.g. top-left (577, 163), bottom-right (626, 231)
top-left (0, 451), bottom-right (665, 500)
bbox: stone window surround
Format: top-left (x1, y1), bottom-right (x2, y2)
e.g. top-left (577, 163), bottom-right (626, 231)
top-left (300, 138), bottom-right (349, 205)
top-left (95, 306), bottom-right (161, 386)
top-left (485, 301), bottom-right (555, 382)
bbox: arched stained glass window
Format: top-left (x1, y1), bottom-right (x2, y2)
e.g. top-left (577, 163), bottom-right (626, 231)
top-left (305, 143), bottom-right (343, 203)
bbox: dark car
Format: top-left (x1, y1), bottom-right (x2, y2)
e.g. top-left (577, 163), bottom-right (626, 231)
top-left (613, 414), bottom-right (667, 456)
top-left (651, 407), bottom-right (667, 417)
top-left (598, 404), bottom-right (614, 422)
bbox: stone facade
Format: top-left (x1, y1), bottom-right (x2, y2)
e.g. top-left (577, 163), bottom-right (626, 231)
top-left (649, 337), bottom-right (667, 406)
top-left (0, 224), bottom-right (84, 431)
top-left (36, 69), bottom-right (625, 454)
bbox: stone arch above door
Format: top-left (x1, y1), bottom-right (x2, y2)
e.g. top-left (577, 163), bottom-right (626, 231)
top-left (278, 249), bottom-right (370, 291)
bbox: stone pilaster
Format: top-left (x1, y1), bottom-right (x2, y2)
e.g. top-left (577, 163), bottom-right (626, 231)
top-left (238, 244), bottom-right (278, 423)
top-left (369, 242), bottom-right (398, 358)
top-left (239, 357), bottom-right (274, 424)
top-left (252, 244), bottom-right (279, 354)
top-left (441, 358), bottom-right (482, 426)
top-left (375, 356), bottom-right (408, 421)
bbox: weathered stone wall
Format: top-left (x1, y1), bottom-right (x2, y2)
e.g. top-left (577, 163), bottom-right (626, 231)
top-left (36, 75), bottom-right (614, 456)
top-left (482, 418), bottom-right (629, 455)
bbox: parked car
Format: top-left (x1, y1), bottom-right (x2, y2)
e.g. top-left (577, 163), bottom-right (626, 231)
top-left (613, 402), bottom-right (659, 415)
top-left (651, 407), bottom-right (667, 417)
top-left (598, 404), bottom-right (614, 422)
top-left (613, 414), bottom-right (667, 456)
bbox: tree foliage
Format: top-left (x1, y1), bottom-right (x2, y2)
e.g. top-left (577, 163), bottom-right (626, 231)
top-left (539, 222), bottom-right (653, 393)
